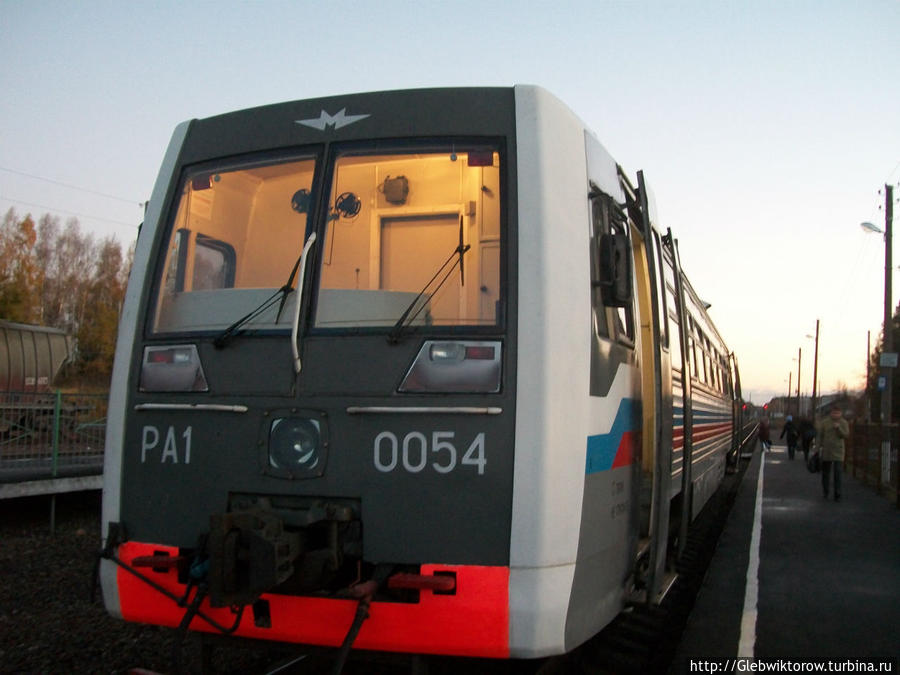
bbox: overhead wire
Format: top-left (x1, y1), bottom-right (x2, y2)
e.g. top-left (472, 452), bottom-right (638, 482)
top-left (0, 195), bottom-right (138, 228)
top-left (0, 166), bottom-right (140, 205)
top-left (0, 165), bottom-right (143, 232)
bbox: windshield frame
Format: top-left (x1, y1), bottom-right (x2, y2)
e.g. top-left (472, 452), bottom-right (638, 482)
top-left (146, 147), bottom-right (324, 339)
top-left (306, 138), bottom-right (508, 339)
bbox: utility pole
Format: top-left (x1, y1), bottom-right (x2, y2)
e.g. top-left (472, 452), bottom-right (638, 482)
top-left (811, 320), bottom-right (820, 418)
top-left (867, 330), bottom-right (871, 422)
top-left (788, 372), bottom-right (792, 411)
top-left (796, 347), bottom-right (802, 417)
top-left (880, 184), bottom-right (894, 500)
top-left (882, 184), bottom-right (894, 426)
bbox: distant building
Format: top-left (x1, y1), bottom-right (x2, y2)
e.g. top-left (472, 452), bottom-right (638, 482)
top-left (764, 392), bottom-right (860, 421)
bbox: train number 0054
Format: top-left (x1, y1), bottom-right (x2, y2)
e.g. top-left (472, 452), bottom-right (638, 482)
top-left (373, 431), bottom-right (486, 475)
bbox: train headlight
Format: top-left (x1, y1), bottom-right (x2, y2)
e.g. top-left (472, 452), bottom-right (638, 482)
top-left (267, 417), bottom-right (326, 478)
top-left (139, 344), bottom-right (209, 392)
top-left (399, 340), bottom-right (501, 393)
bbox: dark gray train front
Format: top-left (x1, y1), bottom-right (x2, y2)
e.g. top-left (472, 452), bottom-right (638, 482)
top-left (101, 88), bottom-right (518, 656)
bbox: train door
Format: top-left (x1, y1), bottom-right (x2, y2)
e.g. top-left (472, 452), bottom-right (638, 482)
top-left (380, 214), bottom-right (463, 322)
top-left (622, 170), bottom-right (676, 603)
top-left (663, 231), bottom-right (695, 558)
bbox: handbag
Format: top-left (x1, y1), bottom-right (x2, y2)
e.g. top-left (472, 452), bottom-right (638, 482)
top-left (807, 451), bottom-right (821, 473)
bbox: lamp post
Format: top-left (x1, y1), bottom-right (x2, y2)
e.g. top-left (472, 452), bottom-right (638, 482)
top-left (862, 183), bottom-right (894, 501)
top-left (794, 348), bottom-right (802, 416)
top-left (861, 182), bottom-right (894, 426)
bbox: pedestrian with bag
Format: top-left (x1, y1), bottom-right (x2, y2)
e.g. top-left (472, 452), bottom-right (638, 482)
top-left (816, 408), bottom-right (849, 501)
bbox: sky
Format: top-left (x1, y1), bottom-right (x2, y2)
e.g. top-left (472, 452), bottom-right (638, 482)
top-left (1, 0), bottom-right (898, 404)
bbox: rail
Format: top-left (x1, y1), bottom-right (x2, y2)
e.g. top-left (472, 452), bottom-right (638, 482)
top-left (0, 391), bottom-right (106, 489)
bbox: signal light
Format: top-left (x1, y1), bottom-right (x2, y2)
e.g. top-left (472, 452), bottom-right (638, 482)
top-left (467, 151), bottom-right (494, 167)
top-left (140, 344), bottom-right (208, 392)
top-left (146, 347), bottom-right (191, 364)
top-left (464, 345), bottom-right (495, 360)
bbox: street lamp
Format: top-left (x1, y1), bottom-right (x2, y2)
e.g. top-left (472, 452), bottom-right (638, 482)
top-left (860, 221), bottom-right (882, 234)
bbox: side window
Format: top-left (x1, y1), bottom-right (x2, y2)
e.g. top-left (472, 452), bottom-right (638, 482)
top-left (589, 189), bottom-right (634, 345)
top-left (689, 320), bottom-right (699, 378)
top-left (589, 197), bottom-right (610, 339)
top-left (654, 234), bottom-right (669, 348)
top-left (193, 234), bottom-right (236, 290)
top-left (669, 313), bottom-right (682, 367)
top-left (702, 335), bottom-right (710, 385)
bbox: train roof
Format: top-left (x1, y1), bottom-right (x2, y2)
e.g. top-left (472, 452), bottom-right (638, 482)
top-left (0, 319), bottom-right (70, 336)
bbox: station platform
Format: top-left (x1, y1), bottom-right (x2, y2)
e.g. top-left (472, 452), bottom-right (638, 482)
top-left (672, 440), bottom-right (899, 669)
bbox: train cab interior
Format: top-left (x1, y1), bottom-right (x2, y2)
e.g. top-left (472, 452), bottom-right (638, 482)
top-left (152, 148), bottom-right (502, 337)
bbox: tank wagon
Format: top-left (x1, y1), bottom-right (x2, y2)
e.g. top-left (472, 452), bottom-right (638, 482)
top-left (99, 86), bottom-right (742, 661)
top-left (0, 320), bottom-right (72, 393)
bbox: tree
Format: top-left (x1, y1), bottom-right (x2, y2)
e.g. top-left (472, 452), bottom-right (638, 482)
top-left (865, 300), bottom-right (900, 423)
top-left (1, 208), bottom-right (132, 388)
top-left (77, 237), bottom-right (126, 382)
top-left (0, 208), bottom-right (40, 322)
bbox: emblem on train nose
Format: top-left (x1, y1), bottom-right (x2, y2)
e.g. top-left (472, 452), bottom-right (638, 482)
top-left (295, 108), bottom-right (370, 130)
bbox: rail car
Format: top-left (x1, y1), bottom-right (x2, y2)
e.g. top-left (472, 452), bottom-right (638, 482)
top-left (99, 86), bottom-right (743, 662)
top-left (0, 320), bottom-right (72, 393)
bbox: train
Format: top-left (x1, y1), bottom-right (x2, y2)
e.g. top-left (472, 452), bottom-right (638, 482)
top-left (0, 320), bottom-right (72, 393)
top-left (0, 320), bottom-right (73, 439)
top-left (99, 86), bottom-right (745, 664)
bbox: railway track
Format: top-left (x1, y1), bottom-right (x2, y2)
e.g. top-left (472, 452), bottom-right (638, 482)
top-left (0, 449), bottom-right (751, 674)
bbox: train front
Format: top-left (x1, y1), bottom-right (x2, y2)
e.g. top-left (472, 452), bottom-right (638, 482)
top-left (99, 88), bottom-right (518, 657)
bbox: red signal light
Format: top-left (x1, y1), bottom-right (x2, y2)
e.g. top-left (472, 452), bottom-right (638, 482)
top-left (464, 345), bottom-right (495, 360)
top-left (467, 151), bottom-right (494, 167)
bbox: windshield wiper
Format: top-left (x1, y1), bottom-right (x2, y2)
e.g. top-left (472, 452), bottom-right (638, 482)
top-left (212, 287), bottom-right (290, 348)
top-left (213, 239), bottom-right (311, 349)
top-left (387, 240), bottom-right (470, 344)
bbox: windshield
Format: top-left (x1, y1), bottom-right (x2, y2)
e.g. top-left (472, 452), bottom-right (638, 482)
top-left (153, 157), bottom-right (316, 333)
top-left (314, 147), bottom-right (502, 330)
top-left (150, 145), bottom-right (503, 336)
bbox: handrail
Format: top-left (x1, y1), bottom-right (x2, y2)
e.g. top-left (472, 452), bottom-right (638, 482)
top-left (291, 232), bottom-right (317, 374)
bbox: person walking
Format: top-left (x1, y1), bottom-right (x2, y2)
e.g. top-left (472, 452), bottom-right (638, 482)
top-left (798, 417), bottom-right (816, 463)
top-left (780, 415), bottom-right (799, 460)
top-left (759, 416), bottom-right (771, 451)
top-left (816, 408), bottom-right (849, 501)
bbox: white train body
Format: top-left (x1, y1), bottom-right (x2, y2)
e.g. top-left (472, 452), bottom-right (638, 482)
top-left (100, 86), bottom-right (737, 659)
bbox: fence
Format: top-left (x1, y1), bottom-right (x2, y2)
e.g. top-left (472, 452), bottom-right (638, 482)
top-left (848, 422), bottom-right (899, 508)
top-left (0, 391), bottom-right (106, 483)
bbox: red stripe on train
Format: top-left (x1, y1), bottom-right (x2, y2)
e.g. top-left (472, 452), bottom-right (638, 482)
top-left (613, 429), bottom-right (641, 468)
top-left (673, 422), bottom-right (733, 449)
top-left (116, 542), bottom-right (509, 657)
